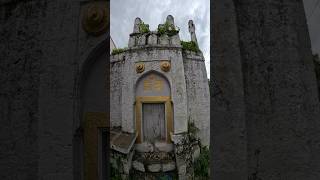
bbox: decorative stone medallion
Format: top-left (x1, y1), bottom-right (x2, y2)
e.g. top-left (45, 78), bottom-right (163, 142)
top-left (82, 2), bottom-right (108, 36)
top-left (160, 61), bottom-right (171, 72)
top-left (136, 63), bottom-right (145, 73)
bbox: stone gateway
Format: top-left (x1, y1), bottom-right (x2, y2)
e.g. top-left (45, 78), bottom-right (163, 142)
top-left (110, 15), bottom-right (210, 179)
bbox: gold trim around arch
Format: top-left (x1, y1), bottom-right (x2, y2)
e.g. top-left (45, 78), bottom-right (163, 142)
top-left (135, 96), bottom-right (173, 143)
top-left (83, 112), bottom-right (108, 180)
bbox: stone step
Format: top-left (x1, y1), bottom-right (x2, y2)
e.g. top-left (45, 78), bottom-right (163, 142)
top-left (135, 151), bottom-right (175, 162)
top-left (132, 142), bottom-right (177, 174)
top-left (132, 159), bottom-right (176, 173)
top-left (135, 142), bottom-right (174, 153)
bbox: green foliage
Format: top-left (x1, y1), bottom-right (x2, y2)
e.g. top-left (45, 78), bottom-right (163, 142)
top-left (188, 121), bottom-right (199, 135)
top-left (194, 146), bottom-right (210, 179)
top-left (157, 22), bottom-right (180, 36)
top-left (180, 41), bottom-right (200, 52)
top-left (111, 166), bottom-right (122, 180)
top-left (139, 22), bottom-right (150, 33)
top-left (111, 48), bottom-right (126, 55)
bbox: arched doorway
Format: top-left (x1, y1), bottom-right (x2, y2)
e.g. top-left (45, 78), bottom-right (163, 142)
top-left (135, 71), bottom-right (173, 143)
top-left (74, 39), bottom-right (108, 180)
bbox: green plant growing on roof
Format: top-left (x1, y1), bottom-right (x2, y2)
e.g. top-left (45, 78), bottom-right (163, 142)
top-left (111, 48), bottom-right (126, 55)
top-left (139, 22), bottom-right (150, 34)
top-left (181, 41), bottom-right (200, 52)
top-left (157, 22), bottom-right (180, 36)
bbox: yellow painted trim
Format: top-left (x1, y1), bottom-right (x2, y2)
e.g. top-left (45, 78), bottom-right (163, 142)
top-left (135, 96), bottom-right (173, 143)
top-left (83, 112), bottom-right (108, 180)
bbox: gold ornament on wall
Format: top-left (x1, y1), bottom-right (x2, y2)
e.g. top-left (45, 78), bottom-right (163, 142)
top-left (160, 61), bottom-right (171, 72)
top-left (82, 2), bottom-right (109, 36)
top-left (136, 63), bottom-right (145, 73)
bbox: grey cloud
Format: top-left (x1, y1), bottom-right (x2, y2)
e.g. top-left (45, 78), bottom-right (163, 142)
top-left (111, 0), bottom-right (210, 76)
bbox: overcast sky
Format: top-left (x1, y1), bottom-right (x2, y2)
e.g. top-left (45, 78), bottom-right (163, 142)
top-left (304, 0), bottom-right (320, 56)
top-left (111, 0), bottom-right (319, 78)
top-left (110, 0), bottom-right (210, 76)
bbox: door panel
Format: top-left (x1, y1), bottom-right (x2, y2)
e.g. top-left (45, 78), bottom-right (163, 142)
top-left (142, 103), bottom-right (165, 142)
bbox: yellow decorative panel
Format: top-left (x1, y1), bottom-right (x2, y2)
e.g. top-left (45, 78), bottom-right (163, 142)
top-left (83, 112), bottom-right (108, 180)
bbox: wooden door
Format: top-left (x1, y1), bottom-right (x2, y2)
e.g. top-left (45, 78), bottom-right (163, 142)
top-left (142, 103), bottom-right (165, 142)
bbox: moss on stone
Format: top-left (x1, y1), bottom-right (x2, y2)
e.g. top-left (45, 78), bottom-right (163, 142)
top-left (157, 22), bottom-right (180, 36)
top-left (139, 22), bottom-right (150, 34)
top-left (181, 41), bottom-right (200, 52)
top-left (111, 48), bottom-right (126, 55)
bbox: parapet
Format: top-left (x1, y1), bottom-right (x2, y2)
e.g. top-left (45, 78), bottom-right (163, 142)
top-left (111, 15), bottom-right (202, 58)
top-left (128, 15), bottom-right (182, 48)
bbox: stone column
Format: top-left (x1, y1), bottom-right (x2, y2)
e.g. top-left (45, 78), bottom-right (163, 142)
top-left (211, 0), bottom-right (248, 179)
top-left (188, 20), bottom-right (198, 46)
top-left (235, 0), bottom-right (320, 179)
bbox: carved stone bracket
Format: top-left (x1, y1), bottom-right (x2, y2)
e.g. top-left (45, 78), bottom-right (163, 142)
top-left (136, 63), bottom-right (145, 73)
top-left (160, 61), bottom-right (171, 72)
top-left (82, 2), bottom-right (109, 36)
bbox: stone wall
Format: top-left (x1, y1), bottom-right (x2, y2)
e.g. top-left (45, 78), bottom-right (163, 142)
top-left (211, 0), bottom-right (248, 179)
top-left (235, 0), bottom-right (320, 179)
top-left (110, 55), bottom-right (123, 128)
top-left (111, 46), bottom-right (189, 134)
top-left (0, 1), bottom-right (109, 179)
top-left (212, 0), bottom-right (320, 179)
top-left (0, 1), bottom-right (44, 179)
top-left (183, 50), bottom-right (210, 147)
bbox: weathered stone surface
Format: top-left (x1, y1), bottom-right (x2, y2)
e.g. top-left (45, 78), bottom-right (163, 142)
top-left (159, 35), bottom-right (170, 45)
top-left (170, 133), bottom-right (187, 145)
top-left (211, 0), bottom-right (248, 179)
top-left (0, 1), bottom-right (110, 179)
top-left (133, 17), bottom-right (142, 33)
top-left (147, 164), bottom-right (161, 172)
top-left (147, 33), bottom-right (158, 45)
top-left (177, 163), bottom-right (187, 176)
top-left (171, 34), bottom-right (181, 46)
top-left (162, 161), bottom-right (176, 172)
top-left (135, 142), bottom-right (154, 153)
top-left (0, 2), bottom-right (43, 179)
top-left (128, 36), bottom-right (136, 47)
top-left (132, 160), bottom-right (145, 172)
top-left (110, 130), bottom-right (137, 154)
top-left (183, 50), bottom-right (210, 146)
top-left (192, 145), bottom-right (200, 163)
top-left (137, 34), bottom-right (147, 46)
top-left (166, 15), bottom-right (175, 25)
top-left (188, 20), bottom-right (198, 46)
top-left (212, 0), bottom-right (320, 179)
top-left (154, 142), bottom-right (173, 152)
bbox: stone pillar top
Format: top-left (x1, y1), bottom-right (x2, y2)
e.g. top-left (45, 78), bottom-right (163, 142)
top-left (166, 15), bottom-right (175, 25)
top-left (133, 17), bottom-right (142, 33)
top-left (188, 20), bottom-right (198, 45)
top-left (188, 20), bottom-right (195, 33)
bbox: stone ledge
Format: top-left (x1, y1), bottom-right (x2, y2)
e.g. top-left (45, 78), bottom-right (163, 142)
top-left (110, 130), bottom-right (137, 154)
